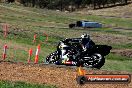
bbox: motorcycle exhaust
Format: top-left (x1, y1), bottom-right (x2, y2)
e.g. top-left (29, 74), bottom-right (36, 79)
top-left (83, 57), bottom-right (91, 60)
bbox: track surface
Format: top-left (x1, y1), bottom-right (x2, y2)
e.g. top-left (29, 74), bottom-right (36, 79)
top-left (0, 61), bottom-right (131, 88)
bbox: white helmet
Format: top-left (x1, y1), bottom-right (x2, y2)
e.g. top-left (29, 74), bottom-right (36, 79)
top-left (81, 33), bottom-right (90, 38)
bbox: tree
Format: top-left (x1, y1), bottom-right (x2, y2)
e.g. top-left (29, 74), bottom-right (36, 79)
top-left (75, 0), bottom-right (82, 8)
top-left (32, 0), bottom-right (35, 7)
top-left (7, 0), bottom-right (15, 3)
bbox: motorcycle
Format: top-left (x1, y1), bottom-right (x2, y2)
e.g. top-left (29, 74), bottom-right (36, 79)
top-left (46, 37), bottom-right (112, 69)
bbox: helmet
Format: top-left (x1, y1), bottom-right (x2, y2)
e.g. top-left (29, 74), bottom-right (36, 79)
top-left (81, 33), bottom-right (90, 39)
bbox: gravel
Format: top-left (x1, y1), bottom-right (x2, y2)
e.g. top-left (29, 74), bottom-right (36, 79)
top-left (0, 61), bottom-right (131, 88)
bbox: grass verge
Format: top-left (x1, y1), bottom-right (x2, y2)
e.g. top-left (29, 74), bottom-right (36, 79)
top-left (0, 81), bottom-right (57, 88)
top-left (102, 54), bottom-right (132, 72)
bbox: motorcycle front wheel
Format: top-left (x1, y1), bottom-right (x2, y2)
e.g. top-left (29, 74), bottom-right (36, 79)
top-left (46, 51), bottom-right (59, 64)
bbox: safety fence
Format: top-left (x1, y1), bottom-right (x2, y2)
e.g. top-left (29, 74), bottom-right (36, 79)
top-left (0, 23), bottom-right (48, 64)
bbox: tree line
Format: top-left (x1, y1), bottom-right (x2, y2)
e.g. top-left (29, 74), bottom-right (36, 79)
top-left (19, 0), bottom-right (128, 11)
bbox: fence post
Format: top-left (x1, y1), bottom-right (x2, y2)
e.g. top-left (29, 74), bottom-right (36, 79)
top-left (2, 44), bottom-right (7, 60)
top-left (27, 48), bottom-right (32, 63)
top-left (33, 34), bottom-right (37, 43)
top-left (2, 24), bottom-right (8, 38)
top-left (43, 32), bottom-right (48, 43)
top-left (34, 44), bottom-right (40, 64)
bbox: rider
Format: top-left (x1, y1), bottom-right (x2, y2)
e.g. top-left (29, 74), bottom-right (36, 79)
top-left (60, 33), bottom-right (95, 63)
top-left (80, 33), bottom-right (95, 51)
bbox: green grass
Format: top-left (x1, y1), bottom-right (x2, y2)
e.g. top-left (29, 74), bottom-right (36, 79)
top-left (112, 43), bottom-right (132, 49)
top-left (0, 3), bottom-right (132, 29)
top-left (0, 81), bottom-right (57, 88)
top-left (106, 53), bottom-right (131, 61)
top-left (89, 28), bottom-right (132, 37)
top-left (102, 54), bottom-right (132, 72)
top-left (0, 3), bottom-right (132, 72)
top-left (102, 59), bottom-right (132, 72)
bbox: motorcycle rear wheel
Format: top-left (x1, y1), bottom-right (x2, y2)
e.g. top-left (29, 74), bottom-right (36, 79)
top-left (83, 53), bottom-right (105, 69)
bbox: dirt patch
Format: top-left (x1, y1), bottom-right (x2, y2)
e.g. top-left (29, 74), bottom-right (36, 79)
top-left (112, 49), bottom-right (132, 58)
top-left (76, 2), bottom-right (132, 18)
top-left (91, 33), bottom-right (132, 45)
top-left (123, 12), bottom-right (132, 18)
top-left (0, 61), bottom-right (131, 88)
